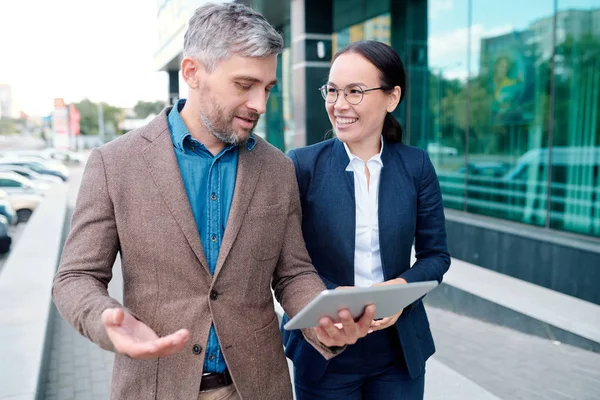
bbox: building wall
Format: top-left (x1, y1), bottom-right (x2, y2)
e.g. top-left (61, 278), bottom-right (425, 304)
top-left (0, 84), bottom-right (12, 119)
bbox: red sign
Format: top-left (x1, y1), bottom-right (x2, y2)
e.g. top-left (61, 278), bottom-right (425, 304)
top-left (69, 104), bottom-right (80, 136)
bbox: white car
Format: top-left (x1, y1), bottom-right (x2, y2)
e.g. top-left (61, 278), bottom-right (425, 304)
top-left (0, 165), bottom-right (64, 185)
top-left (40, 148), bottom-right (86, 164)
top-left (0, 158), bottom-right (69, 181)
top-left (0, 188), bottom-right (42, 223)
top-left (0, 171), bottom-right (45, 195)
top-left (427, 142), bottom-right (459, 156)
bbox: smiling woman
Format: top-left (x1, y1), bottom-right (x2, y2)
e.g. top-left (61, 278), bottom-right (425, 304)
top-left (281, 40), bottom-right (450, 400)
top-left (324, 41), bottom-right (404, 160)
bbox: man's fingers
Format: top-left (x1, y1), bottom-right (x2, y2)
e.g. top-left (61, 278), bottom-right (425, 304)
top-left (357, 305), bottom-right (376, 331)
top-left (313, 326), bottom-right (333, 347)
top-left (136, 329), bottom-right (190, 357)
top-left (102, 308), bottom-right (124, 328)
top-left (372, 316), bottom-right (391, 326)
top-left (338, 309), bottom-right (359, 340)
top-left (315, 317), bottom-right (342, 347)
top-left (321, 317), bottom-right (342, 340)
top-left (118, 329), bottom-right (190, 359)
top-left (316, 306), bottom-right (377, 347)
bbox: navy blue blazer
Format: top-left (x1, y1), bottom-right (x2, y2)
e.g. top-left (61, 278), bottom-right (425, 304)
top-left (281, 137), bottom-right (451, 381)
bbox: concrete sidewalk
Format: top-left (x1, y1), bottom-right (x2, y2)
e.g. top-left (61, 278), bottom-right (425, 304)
top-left (42, 165), bottom-right (600, 399)
top-left (46, 286), bottom-right (600, 400)
top-left (429, 306), bottom-right (600, 400)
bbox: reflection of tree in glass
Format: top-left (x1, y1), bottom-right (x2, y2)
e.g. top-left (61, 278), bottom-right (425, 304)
top-left (552, 34), bottom-right (600, 147)
top-left (427, 34), bottom-right (599, 157)
top-left (492, 55), bottom-right (524, 115)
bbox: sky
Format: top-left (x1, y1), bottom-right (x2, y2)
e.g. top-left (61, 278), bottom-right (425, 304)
top-left (0, 0), bottom-right (168, 116)
top-left (2, 0), bottom-right (598, 116)
top-left (428, 0), bottom-right (598, 80)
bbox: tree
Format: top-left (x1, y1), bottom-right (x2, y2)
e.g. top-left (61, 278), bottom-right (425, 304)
top-left (133, 100), bottom-right (166, 119)
top-left (75, 99), bottom-right (99, 136)
top-left (74, 99), bottom-right (124, 136)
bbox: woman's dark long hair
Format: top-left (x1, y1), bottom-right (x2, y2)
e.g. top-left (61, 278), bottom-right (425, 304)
top-left (332, 40), bottom-right (406, 143)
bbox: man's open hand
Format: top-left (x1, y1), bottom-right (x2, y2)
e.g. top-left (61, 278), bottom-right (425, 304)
top-left (102, 308), bottom-right (189, 359)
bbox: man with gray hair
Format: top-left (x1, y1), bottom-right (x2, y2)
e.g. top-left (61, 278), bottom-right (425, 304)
top-left (52, 3), bottom-right (375, 400)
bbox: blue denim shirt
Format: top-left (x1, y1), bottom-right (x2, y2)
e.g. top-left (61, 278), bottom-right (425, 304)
top-left (167, 99), bottom-right (256, 373)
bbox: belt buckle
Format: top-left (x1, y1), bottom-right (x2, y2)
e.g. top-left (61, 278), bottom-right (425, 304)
top-left (200, 371), bottom-right (230, 392)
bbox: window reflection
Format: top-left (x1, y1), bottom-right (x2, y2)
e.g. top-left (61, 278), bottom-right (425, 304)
top-left (424, 0), bottom-right (600, 237)
top-left (332, 13), bottom-right (391, 55)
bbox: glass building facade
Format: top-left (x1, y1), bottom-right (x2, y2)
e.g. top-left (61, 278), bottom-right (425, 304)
top-left (241, 0), bottom-right (600, 240)
top-left (425, 0), bottom-right (600, 239)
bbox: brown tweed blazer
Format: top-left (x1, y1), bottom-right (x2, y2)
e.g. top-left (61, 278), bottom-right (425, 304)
top-left (52, 108), bottom-right (333, 399)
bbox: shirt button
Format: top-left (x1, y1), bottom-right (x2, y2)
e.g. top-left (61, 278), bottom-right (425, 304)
top-left (210, 291), bottom-right (218, 300)
top-left (210, 193), bottom-right (217, 201)
top-left (192, 344), bottom-right (202, 355)
top-left (209, 354), bottom-right (215, 361)
top-left (211, 235), bottom-right (217, 242)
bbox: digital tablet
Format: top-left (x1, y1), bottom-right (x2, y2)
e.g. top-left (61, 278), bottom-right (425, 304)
top-left (283, 281), bottom-right (438, 330)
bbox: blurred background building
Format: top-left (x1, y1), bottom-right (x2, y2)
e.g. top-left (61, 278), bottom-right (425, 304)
top-left (0, 84), bottom-right (14, 119)
top-left (156, 0), bottom-right (600, 306)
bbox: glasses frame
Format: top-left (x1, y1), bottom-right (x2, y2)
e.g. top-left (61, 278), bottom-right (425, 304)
top-left (319, 84), bottom-right (389, 105)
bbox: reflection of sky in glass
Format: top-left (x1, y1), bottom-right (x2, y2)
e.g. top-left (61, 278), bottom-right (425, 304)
top-left (333, 14), bottom-right (391, 55)
top-left (428, 0), bottom-right (600, 80)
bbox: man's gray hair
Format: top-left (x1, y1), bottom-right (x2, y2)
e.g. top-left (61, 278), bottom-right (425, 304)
top-left (183, 2), bottom-right (284, 72)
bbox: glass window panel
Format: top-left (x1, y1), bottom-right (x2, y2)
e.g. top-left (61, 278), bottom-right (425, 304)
top-left (551, 0), bottom-right (600, 237)
top-left (332, 13), bottom-right (390, 55)
top-left (468, 0), bottom-right (555, 226)
top-left (425, 0), bottom-right (470, 211)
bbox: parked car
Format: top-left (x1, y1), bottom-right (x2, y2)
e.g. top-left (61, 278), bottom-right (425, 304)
top-left (427, 142), bottom-right (459, 156)
top-left (40, 148), bottom-right (85, 164)
top-left (0, 171), bottom-right (45, 195)
top-left (0, 165), bottom-right (64, 185)
top-left (0, 215), bottom-right (12, 254)
top-left (0, 197), bottom-right (18, 225)
top-left (0, 158), bottom-right (69, 181)
top-left (0, 188), bottom-right (43, 223)
top-left (7, 194), bottom-right (41, 223)
top-left (456, 162), bottom-right (511, 178)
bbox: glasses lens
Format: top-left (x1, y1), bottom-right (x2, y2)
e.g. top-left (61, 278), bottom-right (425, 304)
top-left (321, 85), bottom-right (338, 103)
top-left (344, 85), bottom-right (363, 105)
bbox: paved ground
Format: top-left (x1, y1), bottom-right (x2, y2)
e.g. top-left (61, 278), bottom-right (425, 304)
top-left (43, 163), bottom-right (119, 400)
top-left (42, 161), bottom-right (600, 400)
top-left (43, 316), bottom-right (115, 400)
top-left (429, 307), bottom-right (600, 400)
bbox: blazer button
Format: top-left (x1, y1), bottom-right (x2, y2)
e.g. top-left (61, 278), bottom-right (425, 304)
top-left (192, 344), bottom-right (202, 355)
top-left (210, 291), bottom-right (218, 300)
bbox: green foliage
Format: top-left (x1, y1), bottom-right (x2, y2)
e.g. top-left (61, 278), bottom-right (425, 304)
top-left (133, 100), bottom-right (166, 119)
top-left (0, 118), bottom-right (18, 135)
top-left (74, 99), bottom-right (125, 136)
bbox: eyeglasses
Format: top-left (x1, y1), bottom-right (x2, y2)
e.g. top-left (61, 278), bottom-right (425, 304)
top-left (319, 84), bottom-right (389, 105)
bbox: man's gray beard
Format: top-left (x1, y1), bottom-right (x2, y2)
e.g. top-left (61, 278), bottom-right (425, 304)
top-left (200, 113), bottom-right (248, 147)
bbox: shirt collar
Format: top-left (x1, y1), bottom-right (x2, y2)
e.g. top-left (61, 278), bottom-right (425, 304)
top-left (343, 136), bottom-right (384, 171)
top-left (168, 98), bottom-right (257, 152)
top-left (168, 99), bottom-right (191, 152)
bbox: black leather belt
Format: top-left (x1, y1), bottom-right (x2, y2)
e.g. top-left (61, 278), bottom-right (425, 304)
top-left (200, 370), bottom-right (233, 392)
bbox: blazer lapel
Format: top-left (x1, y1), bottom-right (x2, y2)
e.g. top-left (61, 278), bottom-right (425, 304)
top-left (378, 141), bottom-right (402, 280)
top-left (212, 142), bottom-right (262, 280)
top-left (141, 112), bottom-right (210, 274)
top-left (331, 139), bottom-right (357, 285)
